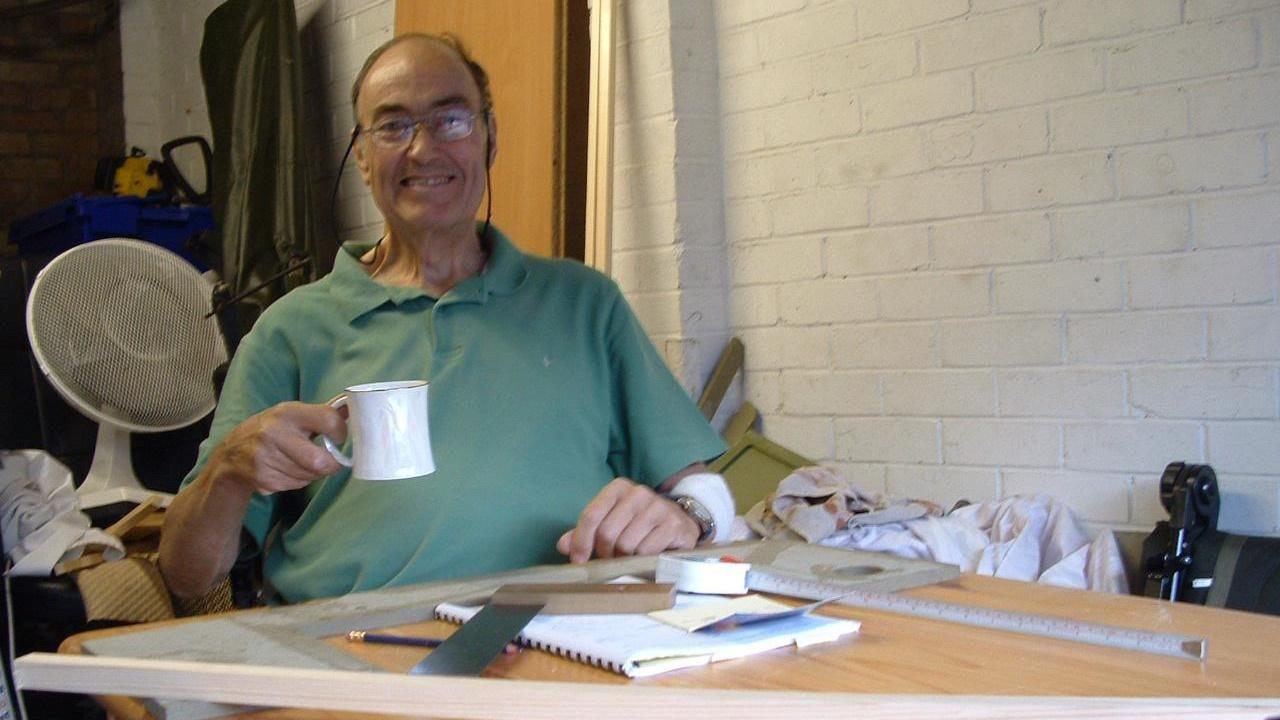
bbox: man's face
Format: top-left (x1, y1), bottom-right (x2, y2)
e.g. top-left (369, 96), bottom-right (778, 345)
top-left (354, 40), bottom-right (493, 240)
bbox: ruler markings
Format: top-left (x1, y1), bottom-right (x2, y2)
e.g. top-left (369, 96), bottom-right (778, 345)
top-left (747, 570), bottom-right (1207, 662)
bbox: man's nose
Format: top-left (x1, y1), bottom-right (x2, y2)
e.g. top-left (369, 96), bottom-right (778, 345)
top-left (404, 122), bottom-right (437, 156)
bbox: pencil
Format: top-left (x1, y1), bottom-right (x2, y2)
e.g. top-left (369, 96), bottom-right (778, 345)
top-left (346, 630), bottom-right (520, 654)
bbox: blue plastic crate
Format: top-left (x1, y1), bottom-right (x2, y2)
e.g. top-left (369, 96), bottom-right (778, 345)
top-left (9, 193), bottom-right (214, 271)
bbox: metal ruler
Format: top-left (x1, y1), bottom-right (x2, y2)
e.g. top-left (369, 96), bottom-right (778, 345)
top-left (747, 570), bottom-right (1208, 662)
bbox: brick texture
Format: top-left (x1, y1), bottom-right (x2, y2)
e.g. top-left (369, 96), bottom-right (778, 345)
top-left (1, 2), bottom-right (123, 240)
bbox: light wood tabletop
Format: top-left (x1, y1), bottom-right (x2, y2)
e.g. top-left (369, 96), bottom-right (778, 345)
top-left (58, 572), bottom-right (1280, 719)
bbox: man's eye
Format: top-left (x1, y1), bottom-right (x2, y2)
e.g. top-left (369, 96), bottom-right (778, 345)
top-left (435, 110), bottom-right (469, 130)
top-left (376, 119), bottom-right (414, 135)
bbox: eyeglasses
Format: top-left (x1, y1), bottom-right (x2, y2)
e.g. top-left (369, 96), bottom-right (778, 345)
top-left (360, 107), bottom-right (482, 148)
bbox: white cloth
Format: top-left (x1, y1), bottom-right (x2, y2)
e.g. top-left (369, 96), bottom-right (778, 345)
top-left (754, 465), bottom-right (938, 543)
top-left (893, 495), bottom-right (1129, 593)
top-left (745, 466), bottom-right (1128, 594)
top-left (0, 450), bottom-right (123, 576)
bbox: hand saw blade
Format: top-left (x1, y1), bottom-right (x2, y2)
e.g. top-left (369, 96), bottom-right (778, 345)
top-left (408, 602), bottom-right (542, 676)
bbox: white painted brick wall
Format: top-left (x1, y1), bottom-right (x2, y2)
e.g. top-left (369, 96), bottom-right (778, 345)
top-left (1107, 18), bottom-right (1256, 89)
top-left (1117, 133), bottom-right (1267, 198)
top-left (827, 227), bottom-right (930, 277)
top-left (1001, 470), bottom-right (1132, 523)
top-left (810, 37), bottom-right (917, 95)
top-left (987, 150), bottom-right (1114, 211)
top-left (777, 277), bottom-right (876, 325)
top-left (920, 7), bottom-right (1042, 72)
top-left (994, 260), bottom-right (1125, 313)
top-left (1128, 248), bottom-right (1275, 308)
top-left (782, 371), bottom-right (879, 415)
top-left (834, 418), bottom-right (939, 464)
top-left (926, 108), bottom-right (1048, 167)
top-left (975, 47), bottom-right (1107, 110)
top-left (1130, 366), bottom-right (1276, 418)
top-left (862, 71), bottom-right (973, 131)
top-left (1043, 0), bottom-right (1183, 47)
top-left (880, 271), bottom-right (990, 319)
top-left (942, 419), bottom-right (1062, 467)
top-left (872, 168), bottom-right (984, 223)
top-left (1067, 312), bottom-right (1205, 363)
top-left (1055, 201), bottom-right (1189, 258)
top-left (1050, 89), bottom-right (1189, 151)
top-left (831, 322), bottom-right (937, 369)
top-left (1063, 421), bottom-right (1203, 472)
top-left (1210, 307), bottom-right (1280, 360)
top-left (932, 213), bottom-right (1052, 268)
top-left (886, 466), bottom-right (1001, 508)
top-left (1196, 190), bottom-right (1280, 248)
top-left (998, 370), bottom-right (1128, 417)
top-left (940, 317), bottom-right (1063, 367)
top-left (882, 370), bottom-right (997, 416)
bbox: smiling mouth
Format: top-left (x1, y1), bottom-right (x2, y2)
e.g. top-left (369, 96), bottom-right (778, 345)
top-left (401, 175), bottom-right (456, 187)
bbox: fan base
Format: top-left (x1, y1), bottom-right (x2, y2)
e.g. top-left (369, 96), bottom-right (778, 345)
top-left (78, 423), bottom-right (174, 510)
top-left (79, 487), bottom-right (173, 510)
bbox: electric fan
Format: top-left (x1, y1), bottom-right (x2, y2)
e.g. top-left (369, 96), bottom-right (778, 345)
top-left (25, 238), bottom-right (227, 509)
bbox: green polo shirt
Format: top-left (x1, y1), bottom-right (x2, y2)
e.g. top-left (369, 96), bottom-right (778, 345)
top-left (182, 228), bottom-right (725, 603)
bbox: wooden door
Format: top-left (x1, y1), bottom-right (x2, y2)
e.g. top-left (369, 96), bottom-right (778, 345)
top-left (395, 0), bottom-right (587, 259)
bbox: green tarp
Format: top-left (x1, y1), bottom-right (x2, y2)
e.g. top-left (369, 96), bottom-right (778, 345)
top-left (200, 0), bottom-right (330, 332)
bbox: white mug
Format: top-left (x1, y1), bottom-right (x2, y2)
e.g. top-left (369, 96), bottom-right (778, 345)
top-left (321, 380), bottom-right (435, 481)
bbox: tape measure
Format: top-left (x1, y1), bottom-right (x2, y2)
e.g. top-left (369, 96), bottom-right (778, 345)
top-left (747, 569), bottom-right (1207, 661)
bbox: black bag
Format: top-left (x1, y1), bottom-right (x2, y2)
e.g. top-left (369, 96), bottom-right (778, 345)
top-left (1142, 462), bottom-right (1280, 616)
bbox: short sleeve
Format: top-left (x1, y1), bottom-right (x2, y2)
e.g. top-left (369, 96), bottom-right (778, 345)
top-left (604, 287), bottom-right (726, 487)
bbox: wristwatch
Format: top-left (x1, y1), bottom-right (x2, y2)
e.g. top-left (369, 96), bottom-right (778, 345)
top-left (673, 495), bottom-right (716, 544)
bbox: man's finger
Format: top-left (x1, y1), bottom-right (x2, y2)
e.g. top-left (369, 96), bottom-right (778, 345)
top-left (556, 529), bottom-right (574, 556)
top-left (591, 481), bottom-right (657, 558)
top-left (569, 478), bottom-right (636, 563)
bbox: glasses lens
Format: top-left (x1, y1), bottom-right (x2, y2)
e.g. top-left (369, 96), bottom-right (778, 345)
top-left (429, 108), bottom-right (476, 142)
top-left (371, 118), bottom-right (415, 146)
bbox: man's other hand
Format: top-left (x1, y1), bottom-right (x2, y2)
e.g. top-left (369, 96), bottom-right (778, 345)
top-left (556, 477), bottom-right (700, 564)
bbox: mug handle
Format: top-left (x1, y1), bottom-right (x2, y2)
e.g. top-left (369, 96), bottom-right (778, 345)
top-left (321, 394), bottom-right (353, 467)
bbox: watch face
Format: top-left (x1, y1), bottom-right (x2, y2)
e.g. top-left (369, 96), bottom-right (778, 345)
top-left (677, 496), bottom-right (714, 542)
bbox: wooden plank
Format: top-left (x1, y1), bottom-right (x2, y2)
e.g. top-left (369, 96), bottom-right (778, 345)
top-left (697, 337), bottom-right (744, 421)
top-left (491, 582), bottom-right (675, 614)
top-left (105, 494), bottom-right (163, 539)
top-left (722, 401), bottom-right (758, 445)
top-left (15, 653), bottom-right (1280, 720)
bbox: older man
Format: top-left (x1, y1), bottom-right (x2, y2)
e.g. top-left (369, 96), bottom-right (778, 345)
top-left (159, 34), bottom-right (730, 604)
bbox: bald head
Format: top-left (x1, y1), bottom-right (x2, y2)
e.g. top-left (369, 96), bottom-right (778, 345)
top-left (351, 33), bottom-right (491, 122)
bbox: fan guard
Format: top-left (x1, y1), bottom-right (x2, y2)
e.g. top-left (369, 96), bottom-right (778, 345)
top-left (26, 238), bottom-right (227, 508)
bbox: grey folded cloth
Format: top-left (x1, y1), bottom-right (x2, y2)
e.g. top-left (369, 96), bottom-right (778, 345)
top-left (746, 466), bottom-right (940, 543)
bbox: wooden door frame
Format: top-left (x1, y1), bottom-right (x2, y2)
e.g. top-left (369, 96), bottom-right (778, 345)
top-left (584, 0), bottom-right (614, 274)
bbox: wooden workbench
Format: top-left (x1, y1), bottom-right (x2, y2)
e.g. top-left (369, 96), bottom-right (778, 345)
top-left (53, 572), bottom-right (1280, 719)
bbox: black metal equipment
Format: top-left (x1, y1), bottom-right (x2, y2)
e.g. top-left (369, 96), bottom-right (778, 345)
top-left (1142, 462), bottom-right (1280, 615)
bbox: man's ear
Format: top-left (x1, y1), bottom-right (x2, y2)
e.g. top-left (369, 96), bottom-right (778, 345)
top-left (352, 128), bottom-right (372, 184)
top-left (485, 112), bottom-right (498, 168)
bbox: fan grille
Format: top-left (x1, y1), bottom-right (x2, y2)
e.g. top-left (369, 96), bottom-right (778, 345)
top-left (27, 239), bottom-right (227, 431)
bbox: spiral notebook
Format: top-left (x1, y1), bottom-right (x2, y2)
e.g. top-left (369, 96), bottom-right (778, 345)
top-left (434, 591), bottom-right (859, 678)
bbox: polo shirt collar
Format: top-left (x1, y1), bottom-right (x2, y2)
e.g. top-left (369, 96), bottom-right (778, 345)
top-left (328, 225), bottom-right (528, 323)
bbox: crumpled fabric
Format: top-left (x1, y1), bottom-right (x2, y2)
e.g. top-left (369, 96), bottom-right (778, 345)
top-left (745, 467), bottom-right (1128, 594)
top-left (0, 450), bottom-right (124, 576)
top-left (745, 466), bottom-right (941, 543)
